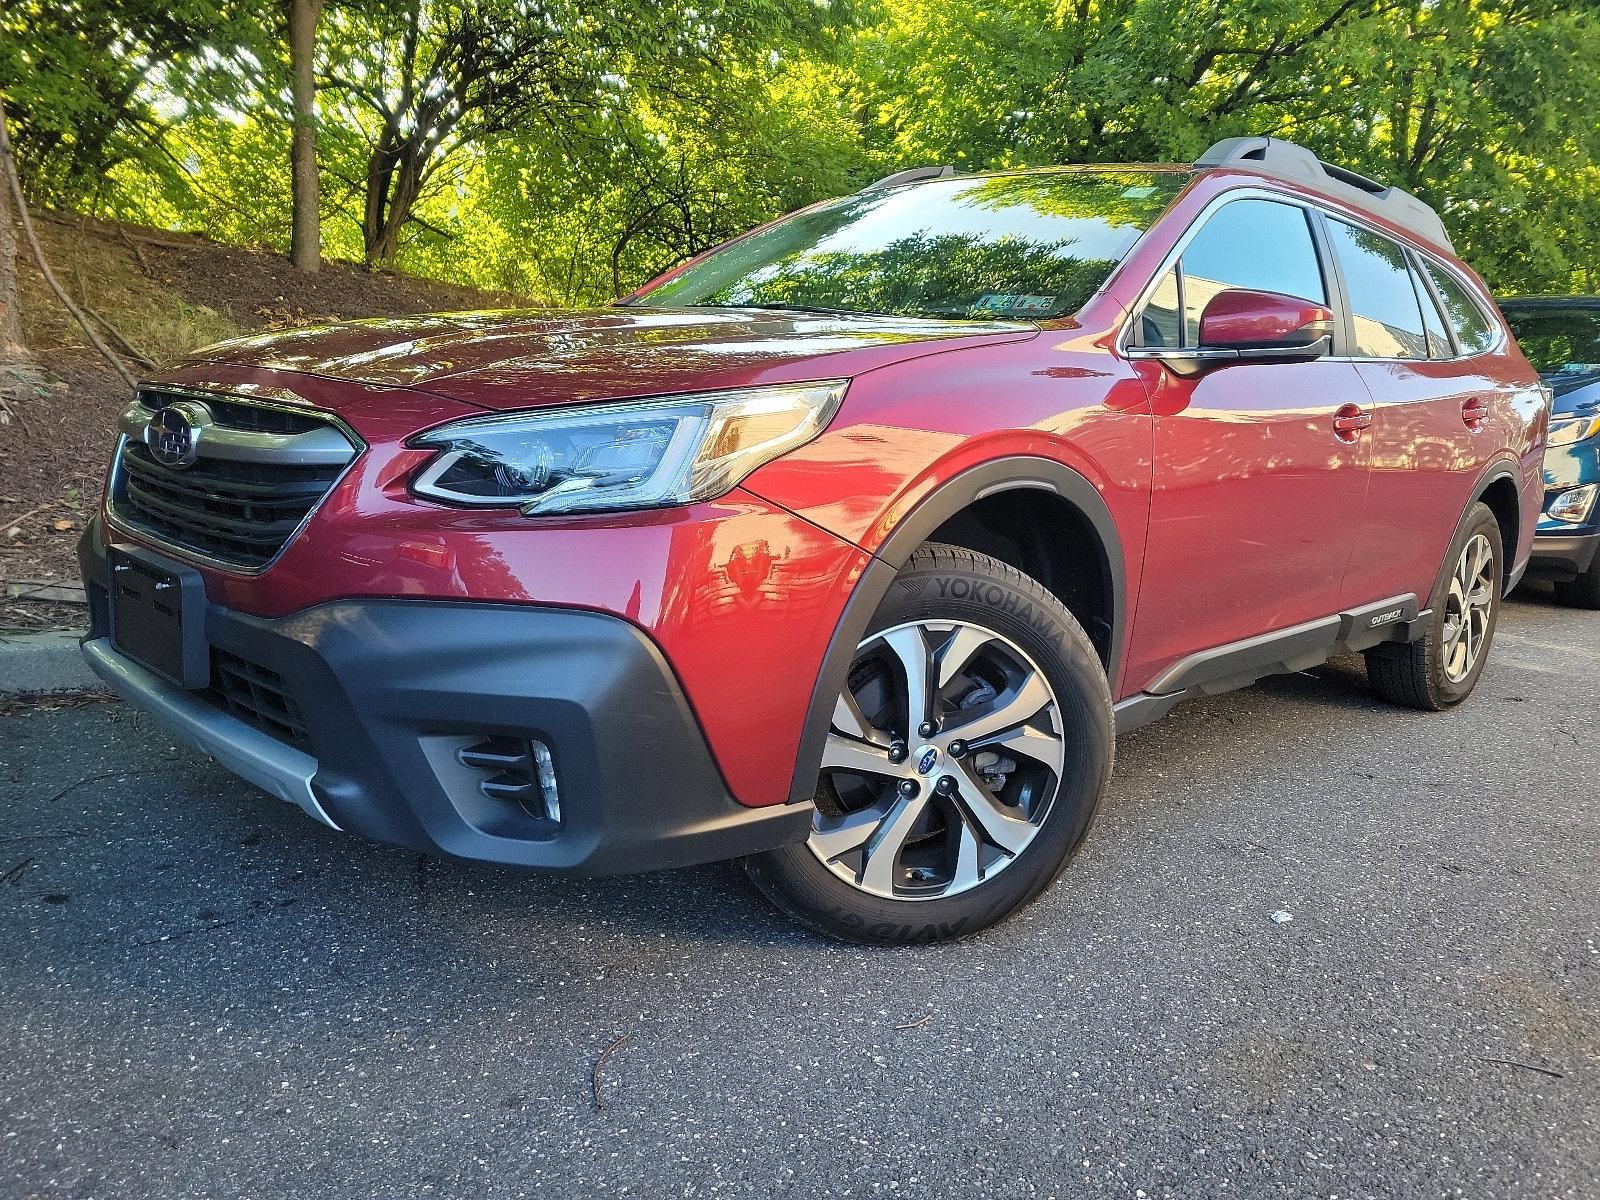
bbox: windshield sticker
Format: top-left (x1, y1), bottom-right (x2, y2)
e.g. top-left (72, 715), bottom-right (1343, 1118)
top-left (973, 293), bottom-right (1059, 318)
top-left (1121, 185), bottom-right (1159, 199)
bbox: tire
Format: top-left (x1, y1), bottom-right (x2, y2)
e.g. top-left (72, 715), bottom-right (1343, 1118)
top-left (745, 543), bottom-right (1114, 945)
top-left (1364, 502), bottom-right (1503, 710)
top-left (1553, 563), bottom-right (1600, 610)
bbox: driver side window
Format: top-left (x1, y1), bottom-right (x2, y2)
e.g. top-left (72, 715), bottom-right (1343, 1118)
top-left (1140, 198), bottom-right (1328, 349)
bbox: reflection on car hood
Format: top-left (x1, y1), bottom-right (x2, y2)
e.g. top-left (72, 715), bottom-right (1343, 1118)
top-left (1544, 368), bottom-right (1600, 415)
top-left (173, 306), bottom-right (1036, 411)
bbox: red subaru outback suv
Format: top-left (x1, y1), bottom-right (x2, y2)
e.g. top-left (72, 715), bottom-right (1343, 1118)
top-left (79, 137), bottom-right (1546, 943)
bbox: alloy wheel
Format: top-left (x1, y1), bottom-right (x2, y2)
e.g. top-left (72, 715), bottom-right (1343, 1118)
top-left (806, 619), bottom-right (1066, 901)
top-left (1441, 531), bottom-right (1495, 684)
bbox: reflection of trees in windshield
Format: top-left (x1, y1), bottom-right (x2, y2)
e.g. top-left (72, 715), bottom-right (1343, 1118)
top-left (637, 169), bottom-right (1186, 321)
top-left (698, 232), bottom-right (1120, 320)
top-left (954, 171), bottom-right (1184, 227)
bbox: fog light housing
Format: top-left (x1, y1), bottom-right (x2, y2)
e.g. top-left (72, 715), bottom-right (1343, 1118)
top-left (457, 736), bottom-right (561, 822)
top-left (1546, 484), bottom-right (1598, 526)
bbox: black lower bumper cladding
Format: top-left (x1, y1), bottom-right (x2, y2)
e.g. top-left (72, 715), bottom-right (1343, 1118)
top-left (79, 522), bottom-right (812, 874)
top-left (1526, 531), bottom-right (1600, 582)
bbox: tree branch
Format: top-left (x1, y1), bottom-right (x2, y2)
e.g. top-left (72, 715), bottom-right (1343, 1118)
top-left (0, 98), bottom-right (136, 386)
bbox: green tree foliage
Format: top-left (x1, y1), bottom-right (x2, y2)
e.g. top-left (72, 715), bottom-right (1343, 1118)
top-left (461, 56), bottom-right (867, 304)
top-left (0, 0), bottom-right (271, 205)
top-left (847, 0), bottom-right (1600, 292)
top-left (310, 0), bottom-right (854, 266)
top-left (4, 0), bottom-right (1599, 300)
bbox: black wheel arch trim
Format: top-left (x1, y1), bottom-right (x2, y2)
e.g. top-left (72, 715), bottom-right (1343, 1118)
top-left (1463, 458), bottom-right (1523, 582)
top-left (788, 456), bottom-right (1126, 803)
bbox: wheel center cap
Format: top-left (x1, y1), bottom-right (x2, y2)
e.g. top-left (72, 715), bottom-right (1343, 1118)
top-left (915, 746), bottom-right (941, 776)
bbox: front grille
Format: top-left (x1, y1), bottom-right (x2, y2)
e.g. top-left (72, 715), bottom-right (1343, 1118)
top-left (116, 441), bottom-right (345, 566)
top-left (208, 649), bottom-right (310, 751)
top-left (139, 389), bottom-right (328, 435)
top-left (109, 391), bottom-right (357, 569)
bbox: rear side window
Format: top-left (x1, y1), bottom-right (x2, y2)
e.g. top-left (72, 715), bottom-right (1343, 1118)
top-left (1327, 219), bottom-right (1428, 359)
top-left (1421, 260), bottom-right (1498, 355)
top-left (1140, 198), bottom-right (1326, 348)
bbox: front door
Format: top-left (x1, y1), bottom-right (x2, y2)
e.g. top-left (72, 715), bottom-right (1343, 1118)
top-left (1124, 196), bottom-right (1372, 692)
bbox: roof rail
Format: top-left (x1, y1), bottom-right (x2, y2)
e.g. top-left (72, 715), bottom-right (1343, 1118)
top-left (861, 165), bottom-right (956, 192)
top-left (1196, 136), bottom-right (1453, 253)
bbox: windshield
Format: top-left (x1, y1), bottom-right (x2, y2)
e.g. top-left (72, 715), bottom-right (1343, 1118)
top-left (632, 170), bottom-right (1189, 322)
top-left (1503, 303), bottom-right (1600, 375)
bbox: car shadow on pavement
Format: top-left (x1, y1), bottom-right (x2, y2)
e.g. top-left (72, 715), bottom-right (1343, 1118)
top-left (8, 587), bottom-right (1569, 978)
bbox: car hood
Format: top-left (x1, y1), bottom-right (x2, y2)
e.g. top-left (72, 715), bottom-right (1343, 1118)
top-left (1545, 368), bottom-right (1600, 417)
top-left (172, 307), bottom-right (1037, 411)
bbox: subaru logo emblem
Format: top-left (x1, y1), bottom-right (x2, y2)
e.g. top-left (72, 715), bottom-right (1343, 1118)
top-left (144, 401), bottom-right (210, 469)
top-left (917, 747), bottom-right (940, 775)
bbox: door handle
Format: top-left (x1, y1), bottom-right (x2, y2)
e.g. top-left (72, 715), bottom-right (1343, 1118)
top-left (1333, 403), bottom-right (1372, 442)
top-left (1462, 396), bottom-right (1489, 430)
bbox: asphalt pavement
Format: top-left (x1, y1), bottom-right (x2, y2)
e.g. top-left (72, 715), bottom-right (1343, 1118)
top-left (1, 590), bottom-right (1596, 1199)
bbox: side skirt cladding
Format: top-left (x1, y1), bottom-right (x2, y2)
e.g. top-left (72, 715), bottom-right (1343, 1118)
top-left (1112, 593), bottom-right (1424, 735)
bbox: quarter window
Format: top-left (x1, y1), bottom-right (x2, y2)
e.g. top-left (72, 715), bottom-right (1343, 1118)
top-left (1421, 260), bottom-right (1497, 355)
top-left (1411, 257), bottom-right (1453, 357)
top-left (1140, 198), bottom-right (1327, 348)
top-left (1327, 219), bottom-right (1429, 359)
top-left (1139, 268), bottom-right (1182, 348)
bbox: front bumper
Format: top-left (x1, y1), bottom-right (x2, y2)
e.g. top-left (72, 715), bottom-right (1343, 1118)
top-left (79, 532), bottom-right (813, 874)
top-left (1526, 530), bottom-right (1600, 582)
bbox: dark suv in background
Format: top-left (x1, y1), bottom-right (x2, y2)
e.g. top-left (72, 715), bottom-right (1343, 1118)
top-left (80, 137), bottom-right (1546, 943)
top-left (1500, 297), bottom-right (1600, 607)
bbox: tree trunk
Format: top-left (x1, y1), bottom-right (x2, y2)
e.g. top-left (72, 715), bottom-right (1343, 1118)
top-left (0, 163), bottom-right (22, 357)
top-left (0, 98), bottom-right (133, 385)
top-left (0, 112), bottom-right (23, 355)
top-left (0, 102), bottom-right (25, 357)
top-left (360, 134), bottom-right (400, 267)
top-left (288, 0), bottom-right (323, 274)
top-left (362, 138), bottom-right (427, 267)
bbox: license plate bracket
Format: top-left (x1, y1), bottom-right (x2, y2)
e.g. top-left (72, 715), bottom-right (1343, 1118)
top-left (108, 547), bottom-right (208, 689)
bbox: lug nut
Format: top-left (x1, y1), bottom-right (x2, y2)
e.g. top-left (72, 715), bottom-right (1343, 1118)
top-left (917, 720), bottom-right (939, 738)
top-left (897, 779), bottom-right (920, 798)
top-left (947, 739), bottom-right (968, 759)
top-left (935, 775), bottom-right (957, 795)
top-left (887, 741), bottom-right (908, 764)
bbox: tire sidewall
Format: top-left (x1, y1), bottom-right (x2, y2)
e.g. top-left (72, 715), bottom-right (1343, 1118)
top-left (749, 546), bottom-right (1114, 944)
top-left (1554, 564), bottom-right (1600, 610)
top-left (1424, 503), bottom-right (1504, 706)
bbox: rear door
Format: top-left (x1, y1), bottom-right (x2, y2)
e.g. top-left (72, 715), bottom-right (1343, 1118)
top-left (1328, 220), bottom-right (1509, 605)
top-left (1123, 195), bottom-right (1373, 691)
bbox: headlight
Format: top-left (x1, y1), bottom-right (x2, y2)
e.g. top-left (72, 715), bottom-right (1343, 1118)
top-left (408, 381), bottom-right (847, 514)
top-left (1547, 483), bottom-right (1598, 526)
top-left (1547, 414), bottom-right (1600, 447)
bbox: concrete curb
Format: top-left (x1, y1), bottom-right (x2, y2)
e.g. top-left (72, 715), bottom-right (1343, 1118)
top-left (0, 630), bottom-right (98, 694)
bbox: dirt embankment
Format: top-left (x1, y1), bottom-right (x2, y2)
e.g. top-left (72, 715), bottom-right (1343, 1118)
top-left (0, 212), bottom-right (531, 631)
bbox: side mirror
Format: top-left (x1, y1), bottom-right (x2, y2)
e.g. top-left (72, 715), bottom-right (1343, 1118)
top-left (1198, 288), bottom-right (1334, 356)
top-left (1130, 287), bottom-right (1334, 376)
